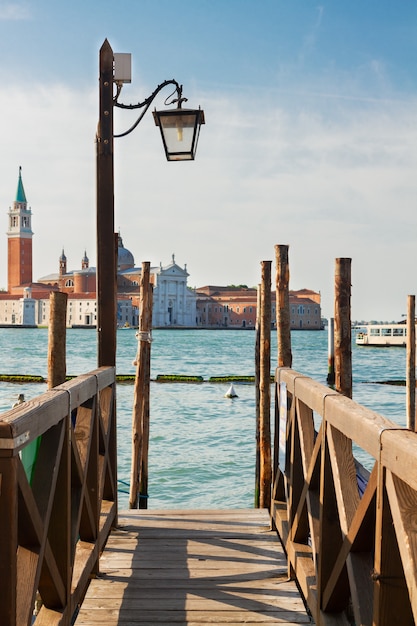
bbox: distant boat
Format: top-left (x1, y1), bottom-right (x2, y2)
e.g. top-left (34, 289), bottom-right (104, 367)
top-left (356, 323), bottom-right (417, 347)
top-left (118, 322), bottom-right (132, 329)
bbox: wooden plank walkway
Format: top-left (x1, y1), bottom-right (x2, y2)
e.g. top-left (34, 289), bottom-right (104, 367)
top-left (74, 508), bottom-right (312, 625)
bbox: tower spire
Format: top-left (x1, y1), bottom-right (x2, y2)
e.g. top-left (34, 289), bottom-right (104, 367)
top-left (16, 166), bottom-right (27, 204)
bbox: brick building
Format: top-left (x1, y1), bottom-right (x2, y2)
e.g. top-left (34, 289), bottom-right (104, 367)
top-left (196, 286), bottom-right (322, 330)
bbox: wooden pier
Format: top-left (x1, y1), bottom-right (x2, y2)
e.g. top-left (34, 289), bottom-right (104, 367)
top-left (74, 508), bottom-right (311, 625)
top-left (2, 362), bottom-right (417, 625)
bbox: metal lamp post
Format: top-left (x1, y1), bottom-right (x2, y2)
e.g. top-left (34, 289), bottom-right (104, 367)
top-left (96, 39), bottom-right (205, 367)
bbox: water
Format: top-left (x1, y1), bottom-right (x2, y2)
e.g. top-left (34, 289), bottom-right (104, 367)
top-left (0, 328), bottom-right (409, 509)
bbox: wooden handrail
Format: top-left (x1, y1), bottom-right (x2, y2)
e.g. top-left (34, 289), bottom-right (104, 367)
top-left (0, 367), bottom-right (117, 626)
top-left (273, 366), bottom-right (417, 626)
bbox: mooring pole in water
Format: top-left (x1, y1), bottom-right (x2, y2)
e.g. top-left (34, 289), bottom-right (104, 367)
top-left (259, 261), bottom-right (272, 509)
top-left (327, 317), bottom-right (335, 386)
top-left (406, 295), bottom-right (416, 431)
top-left (129, 262), bottom-right (153, 509)
top-left (334, 258), bottom-right (352, 398)
top-left (272, 245), bottom-right (291, 505)
top-left (255, 285), bottom-right (261, 507)
top-left (48, 291), bottom-right (68, 388)
top-left (275, 244), bottom-right (292, 368)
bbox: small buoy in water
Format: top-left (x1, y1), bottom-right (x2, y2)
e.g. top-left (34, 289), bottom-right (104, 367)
top-left (225, 384), bottom-right (238, 398)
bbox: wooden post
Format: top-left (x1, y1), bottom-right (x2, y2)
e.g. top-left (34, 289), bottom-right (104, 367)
top-left (406, 295), bottom-right (416, 431)
top-left (275, 245), bottom-right (292, 367)
top-left (97, 39), bottom-right (116, 367)
top-left (254, 285), bottom-right (261, 507)
top-left (327, 317), bottom-right (335, 385)
top-left (139, 283), bottom-right (153, 510)
top-left (129, 262), bottom-right (153, 509)
top-left (334, 258), bottom-right (352, 398)
top-left (0, 457), bottom-right (18, 625)
top-left (48, 291), bottom-right (68, 388)
top-left (46, 290), bottom-right (71, 613)
top-left (259, 261), bottom-right (272, 509)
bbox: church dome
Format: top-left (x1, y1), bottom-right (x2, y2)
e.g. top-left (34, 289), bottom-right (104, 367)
top-left (118, 233), bottom-right (135, 270)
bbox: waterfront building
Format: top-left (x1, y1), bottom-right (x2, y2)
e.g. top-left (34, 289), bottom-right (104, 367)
top-left (1, 169), bottom-right (320, 330)
top-left (36, 244), bottom-right (196, 328)
top-left (196, 286), bottom-right (322, 329)
top-left (1, 167), bottom-right (196, 328)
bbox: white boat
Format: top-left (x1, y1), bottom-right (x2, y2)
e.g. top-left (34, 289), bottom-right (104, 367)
top-left (356, 323), bottom-right (416, 347)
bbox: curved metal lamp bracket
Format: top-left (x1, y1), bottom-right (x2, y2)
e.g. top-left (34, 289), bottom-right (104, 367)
top-left (113, 79), bottom-right (185, 138)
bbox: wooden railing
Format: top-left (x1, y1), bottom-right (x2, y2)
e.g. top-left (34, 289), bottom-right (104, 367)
top-left (272, 367), bottom-right (417, 626)
top-left (0, 367), bottom-right (117, 626)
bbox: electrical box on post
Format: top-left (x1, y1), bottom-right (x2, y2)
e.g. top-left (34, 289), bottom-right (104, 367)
top-left (114, 53), bottom-right (131, 83)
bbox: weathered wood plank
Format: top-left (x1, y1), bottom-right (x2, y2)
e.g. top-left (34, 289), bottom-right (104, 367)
top-left (74, 509), bottom-right (312, 625)
top-left (75, 610), bottom-right (310, 624)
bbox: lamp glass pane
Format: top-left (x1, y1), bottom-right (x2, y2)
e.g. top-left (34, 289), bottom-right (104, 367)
top-left (159, 112), bottom-right (198, 155)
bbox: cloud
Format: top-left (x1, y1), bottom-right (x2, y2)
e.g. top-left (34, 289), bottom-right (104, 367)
top-left (1, 79), bottom-right (416, 321)
top-left (0, 2), bottom-right (31, 20)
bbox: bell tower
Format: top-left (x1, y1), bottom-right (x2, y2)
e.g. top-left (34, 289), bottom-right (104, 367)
top-left (7, 167), bottom-right (33, 292)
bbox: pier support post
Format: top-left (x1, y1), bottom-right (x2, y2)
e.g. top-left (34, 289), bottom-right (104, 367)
top-left (334, 258), bottom-right (352, 398)
top-left (255, 285), bottom-right (261, 507)
top-left (406, 295), bottom-right (416, 431)
top-left (275, 245), bottom-right (292, 368)
top-left (327, 317), bottom-right (335, 385)
top-left (129, 262), bottom-right (153, 509)
top-left (48, 291), bottom-right (68, 388)
top-left (0, 457), bottom-right (18, 625)
top-left (259, 261), bottom-right (272, 509)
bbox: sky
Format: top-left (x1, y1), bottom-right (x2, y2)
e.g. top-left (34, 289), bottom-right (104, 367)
top-left (1, 0), bottom-right (416, 321)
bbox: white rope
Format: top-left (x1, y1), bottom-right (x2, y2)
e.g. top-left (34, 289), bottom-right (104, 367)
top-left (132, 330), bottom-right (153, 366)
top-left (136, 331), bottom-right (153, 343)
